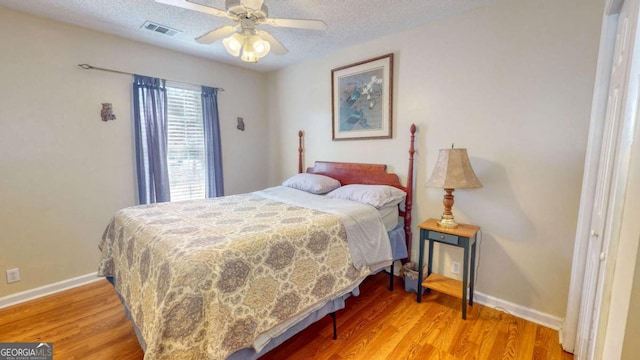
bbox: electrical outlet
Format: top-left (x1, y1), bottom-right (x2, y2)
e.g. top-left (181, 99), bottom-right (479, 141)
top-left (451, 261), bottom-right (461, 275)
top-left (6, 268), bottom-right (20, 284)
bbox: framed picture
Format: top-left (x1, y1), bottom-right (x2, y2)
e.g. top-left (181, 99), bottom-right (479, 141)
top-left (331, 53), bottom-right (393, 140)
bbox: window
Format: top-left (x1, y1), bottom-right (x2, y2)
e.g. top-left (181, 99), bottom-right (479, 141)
top-left (133, 75), bottom-right (222, 204)
top-left (166, 86), bottom-right (206, 201)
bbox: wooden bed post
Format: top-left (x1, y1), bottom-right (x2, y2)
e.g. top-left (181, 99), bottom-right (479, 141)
top-left (405, 124), bottom-right (416, 262)
top-left (298, 130), bottom-right (304, 174)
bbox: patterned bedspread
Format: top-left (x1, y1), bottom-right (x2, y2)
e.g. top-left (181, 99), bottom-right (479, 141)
top-left (97, 193), bottom-right (372, 359)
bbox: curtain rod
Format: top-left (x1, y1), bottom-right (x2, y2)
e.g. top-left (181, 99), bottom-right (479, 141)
top-left (77, 64), bottom-right (225, 92)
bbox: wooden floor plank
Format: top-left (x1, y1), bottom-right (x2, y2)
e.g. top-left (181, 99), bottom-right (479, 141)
top-left (0, 273), bottom-right (572, 359)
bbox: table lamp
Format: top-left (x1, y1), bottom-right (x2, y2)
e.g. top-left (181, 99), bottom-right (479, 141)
top-left (426, 146), bottom-right (482, 228)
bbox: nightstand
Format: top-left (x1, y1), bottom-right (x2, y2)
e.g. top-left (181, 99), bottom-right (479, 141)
top-left (416, 218), bottom-right (480, 320)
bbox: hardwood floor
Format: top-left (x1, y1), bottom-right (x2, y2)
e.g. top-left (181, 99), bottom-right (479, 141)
top-left (0, 272), bottom-right (572, 359)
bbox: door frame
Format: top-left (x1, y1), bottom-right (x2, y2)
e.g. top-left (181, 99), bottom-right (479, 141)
top-left (562, 0), bottom-right (640, 357)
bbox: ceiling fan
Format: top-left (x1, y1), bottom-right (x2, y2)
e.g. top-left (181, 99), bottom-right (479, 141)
top-left (156, 0), bottom-right (327, 63)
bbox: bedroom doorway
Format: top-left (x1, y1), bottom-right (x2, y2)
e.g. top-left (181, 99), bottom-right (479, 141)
top-left (563, 0), bottom-right (640, 358)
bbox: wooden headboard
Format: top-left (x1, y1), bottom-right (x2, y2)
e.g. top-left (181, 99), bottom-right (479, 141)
top-left (297, 124), bottom-right (417, 261)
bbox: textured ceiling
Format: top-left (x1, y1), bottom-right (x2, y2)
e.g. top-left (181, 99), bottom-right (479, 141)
top-left (0, 0), bottom-right (496, 72)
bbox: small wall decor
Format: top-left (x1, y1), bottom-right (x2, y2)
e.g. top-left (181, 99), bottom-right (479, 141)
top-left (331, 53), bottom-right (393, 140)
top-left (236, 117), bottom-right (245, 131)
top-left (101, 103), bottom-right (116, 121)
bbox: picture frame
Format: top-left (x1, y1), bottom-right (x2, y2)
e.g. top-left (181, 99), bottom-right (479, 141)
top-left (331, 53), bottom-right (393, 140)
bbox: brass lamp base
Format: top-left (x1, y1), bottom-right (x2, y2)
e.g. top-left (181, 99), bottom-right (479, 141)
top-left (437, 214), bottom-right (459, 229)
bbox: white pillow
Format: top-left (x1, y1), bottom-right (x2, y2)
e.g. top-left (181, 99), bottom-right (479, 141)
top-left (282, 173), bottom-right (341, 194)
top-left (326, 184), bottom-right (406, 208)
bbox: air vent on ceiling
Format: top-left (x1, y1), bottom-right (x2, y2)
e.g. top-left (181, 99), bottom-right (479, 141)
top-left (142, 21), bottom-right (181, 37)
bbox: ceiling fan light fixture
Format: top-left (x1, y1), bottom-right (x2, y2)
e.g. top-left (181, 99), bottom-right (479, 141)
top-left (222, 32), bottom-right (244, 57)
top-left (158, 0), bottom-right (324, 63)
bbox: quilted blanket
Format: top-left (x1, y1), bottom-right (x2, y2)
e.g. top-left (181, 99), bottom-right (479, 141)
top-left (97, 193), bottom-right (372, 359)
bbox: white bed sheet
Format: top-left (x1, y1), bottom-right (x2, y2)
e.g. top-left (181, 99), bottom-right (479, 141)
top-left (255, 186), bottom-right (392, 270)
top-left (378, 205), bottom-right (399, 231)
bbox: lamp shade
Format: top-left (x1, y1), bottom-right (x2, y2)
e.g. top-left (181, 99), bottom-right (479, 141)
top-left (247, 35), bottom-right (270, 58)
top-left (240, 40), bottom-right (258, 63)
top-left (426, 148), bottom-right (482, 189)
top-left (222, 33), bottom-right (244, 57)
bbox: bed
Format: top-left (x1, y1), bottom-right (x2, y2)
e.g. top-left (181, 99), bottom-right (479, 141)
top-left (97, 124), bottom-right (416, 359)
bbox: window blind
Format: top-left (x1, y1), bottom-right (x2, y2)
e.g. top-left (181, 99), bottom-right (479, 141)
top-left (166, 86), bottom-right (206, 201)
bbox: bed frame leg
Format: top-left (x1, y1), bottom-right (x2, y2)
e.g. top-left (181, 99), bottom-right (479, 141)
top-left (330, 312), bottom-right (337, 340)
top-left (389, 262), bottom-right (395, 291)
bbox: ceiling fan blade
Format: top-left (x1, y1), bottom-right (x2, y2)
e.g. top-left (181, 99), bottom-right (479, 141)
top-left (240, 0), bottom-right (264, 10)
top-left (155, 0), bottom-right (228, 18)
top-left (257, 31), bottom-right (288, 55)
top-left (263, 18), bottom-right (327, 31)
top-left (196, 26), bottom-right (238, 44)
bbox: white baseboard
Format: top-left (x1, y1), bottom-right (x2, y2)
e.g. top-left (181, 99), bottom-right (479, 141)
top-left (0, 272), bottom-right (102, 309)
top-left (558, 324), bottom-right (566, 351)
top-left (474, 291), bottom-right (564, 330)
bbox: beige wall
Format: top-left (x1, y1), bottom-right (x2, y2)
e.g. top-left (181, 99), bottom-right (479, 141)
top-left (267, 0), bottom-right (603, 317)
top-left (601, 108), bottom-right (640, 358)
top-left (0, 7), bottom-right (269, 297)
top-left (618, 90), bottom-right (640, 358)
top-left (622, 240), bottom-right (640, 358)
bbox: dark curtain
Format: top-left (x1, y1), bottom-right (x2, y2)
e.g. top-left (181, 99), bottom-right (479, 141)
top-left (202, 86), bottom-right (224, 197)
top-left (133, 75), bottom-right (170, 204)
